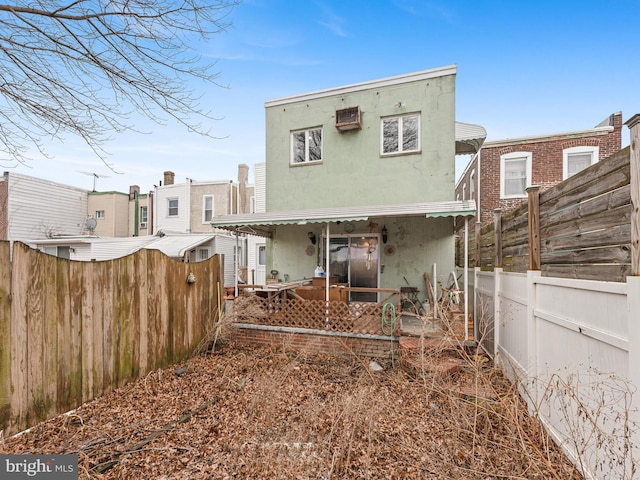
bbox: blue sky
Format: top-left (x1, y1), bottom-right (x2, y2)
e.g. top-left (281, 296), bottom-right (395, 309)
top-left (7, 0), bottom-right (640, 192)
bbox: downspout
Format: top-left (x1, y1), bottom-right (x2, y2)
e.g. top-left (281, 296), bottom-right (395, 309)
top-left (134, 194), bottom-right (139, 236)
top-left (186, 178), bottom-right (191, 232)
top-left (234, 230), bottom-right (239, 297)
top-left (476, 150), bottom-right (482, 219)
top-left (325, 223), bottom-right (331, 302)
top-left (236, 181), bottom-right (240, 214)
top-left (149, 191), bottom-right (154, 235)
top-left (474, 149), bottom-right (481, 341)
top-left (464, 216), bottom-right (469, 342)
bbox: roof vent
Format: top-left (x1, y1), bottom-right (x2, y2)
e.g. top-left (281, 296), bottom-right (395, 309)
top-left (336, 106), bottom-right (362, 131)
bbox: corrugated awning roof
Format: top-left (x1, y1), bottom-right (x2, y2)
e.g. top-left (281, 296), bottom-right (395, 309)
top-left (455, 121), bottom-right (487, 155)
top-left (143, 234), bottom-right (216, 257)
top-left (211, 200), bottom-right (476, 238)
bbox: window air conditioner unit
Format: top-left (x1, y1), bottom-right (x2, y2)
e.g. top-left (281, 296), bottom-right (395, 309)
top-left (140, 222), bottom-right (147, 229)
top-left (336, 106), bottom-right (362, 131)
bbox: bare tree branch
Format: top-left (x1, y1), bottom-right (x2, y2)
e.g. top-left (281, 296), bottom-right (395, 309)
top-left (0, 0), bottom-right (239, 167)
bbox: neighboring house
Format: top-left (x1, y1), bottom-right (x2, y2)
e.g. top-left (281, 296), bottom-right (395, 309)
top-left (128, 185), bottom-right (152, 237)
top-left (151, 165), bottom-right (259, 285)
top-left (88, 190), bottom-right (130, 237)
top-left (247, 163), bottom-right (267, 285)
top-left (212, 65), bottom-right (485, 302)
top-left (0, 171), bottom-right (89, 246)
top-left (27, 233), bottom-right (238, 285)
top-left (456, 112), bottom-right (623, 227)
top-left (152, 165), bottom-right (254, 234)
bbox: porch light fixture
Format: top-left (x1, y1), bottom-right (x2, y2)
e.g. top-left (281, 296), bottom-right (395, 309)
top-left (381, 225), bottom-right (388, 244)
top-left (307, 231), bottom-right (317, 245)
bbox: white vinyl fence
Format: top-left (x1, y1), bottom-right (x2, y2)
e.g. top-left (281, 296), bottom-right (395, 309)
top-left (475, 269), bottom-right (640, 480)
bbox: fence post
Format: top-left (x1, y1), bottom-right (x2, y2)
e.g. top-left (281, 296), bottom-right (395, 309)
top-left (626, 114), bottom-right (640, 276)
top-left (526, 186), bottom-right (541, 271)
top-left (493, 267), bottom-right (502, 360)
top-left (493, 209), bottom-right (502, 268)
top-left (625, 114), bottom-right (640, 435)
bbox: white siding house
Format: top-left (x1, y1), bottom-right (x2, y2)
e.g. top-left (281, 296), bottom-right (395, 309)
top-left (1, 172), bottom-right (89, 241)
top-left (153, 182), bottom-right (191, 233)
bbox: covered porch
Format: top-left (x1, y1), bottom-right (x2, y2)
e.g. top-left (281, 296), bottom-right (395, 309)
top-left (212, 200), bottom-right (477, 356)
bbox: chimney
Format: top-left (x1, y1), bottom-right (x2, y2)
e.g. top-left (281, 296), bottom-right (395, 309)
top-left (129, 185), bottom-right (140, 200)
top-left (238, 164), bottom-right (249, 214)
top-left (163, 171), bottom-right (175, 186)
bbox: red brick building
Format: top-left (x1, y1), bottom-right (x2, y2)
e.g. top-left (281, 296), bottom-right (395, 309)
top-left (456, 112), bottom-right (623, 227)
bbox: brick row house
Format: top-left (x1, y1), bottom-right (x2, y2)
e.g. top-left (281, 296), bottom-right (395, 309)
top-left (456, 112), bottom-right (623, 229)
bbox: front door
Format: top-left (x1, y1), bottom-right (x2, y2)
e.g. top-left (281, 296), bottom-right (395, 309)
top-left (255, 243), bottom-right (266, 285)
top-left (326, 235), bottom-right (379, 302)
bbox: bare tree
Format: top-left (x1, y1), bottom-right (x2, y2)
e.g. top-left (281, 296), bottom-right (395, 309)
top-left (0, 0), bottom-right (239, 166)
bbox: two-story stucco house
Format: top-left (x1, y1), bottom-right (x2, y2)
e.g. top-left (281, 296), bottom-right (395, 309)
top-left (212, 65), bottom-right (485, 304)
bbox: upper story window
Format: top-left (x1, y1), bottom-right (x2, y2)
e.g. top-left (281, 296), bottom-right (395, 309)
top-left (563, 146), bottom-right (599, 180)
top-left (500, 152), bottom-right (532, 199)
top-left (95, 210), bottom-right (105, 220)
top-left (139, 206), bottom-right (148, 224)
top-left (469, 170), bottom-right (475, 201)
top-left (203, 195), bottom-right (214, 223)
top-left (291, 127), bottom-right (322, 164)
top-left (168, 198), bottom-right (179, 217)
top-left (381, 114), bottom-right (420, 155)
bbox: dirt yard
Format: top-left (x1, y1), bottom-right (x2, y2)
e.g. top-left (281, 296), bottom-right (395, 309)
top-left (1, 338), bottom-right (580, 479)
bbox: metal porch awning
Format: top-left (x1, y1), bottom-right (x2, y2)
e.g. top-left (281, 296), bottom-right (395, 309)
top-left (211, 200), bottom-right (476, 237)
top-left (455, 121), bottom-right (487, 155)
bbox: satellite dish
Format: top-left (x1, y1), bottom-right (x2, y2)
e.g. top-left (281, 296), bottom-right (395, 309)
top-left (85, 217), bottom-right (97, 233)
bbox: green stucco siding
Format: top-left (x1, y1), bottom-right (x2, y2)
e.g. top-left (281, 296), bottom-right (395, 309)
top-left (265, 216), bottom-right (454, 301)
top-left (265, 73), bottom-right (456, 211)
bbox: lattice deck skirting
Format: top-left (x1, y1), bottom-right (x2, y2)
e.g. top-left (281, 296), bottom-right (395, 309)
top-left (233, 293), bottom-right (400, 337)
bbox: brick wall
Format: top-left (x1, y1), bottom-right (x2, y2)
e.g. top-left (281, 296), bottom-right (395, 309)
top-left (231, 325), bottom-right (398, 359)
top-left (456, 112), bottom-right (623, 226)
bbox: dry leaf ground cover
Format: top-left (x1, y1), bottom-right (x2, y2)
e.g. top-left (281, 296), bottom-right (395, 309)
top-left (1, 338), bottom-right (580, 479)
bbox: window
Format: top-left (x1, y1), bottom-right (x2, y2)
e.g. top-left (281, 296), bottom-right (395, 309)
top-left (139, 206), bottom-right (148, 224)
top-left (168, 198), bottom-right (178, 217)
top-left (470, 170), bottom-right (475, 201)
top-left (258, 245), bottom-right (266, 266)
top-left (563, 146), bottom-right (599, 179)
top-left (197, 248), bottom-right (209, 261)
top-left (500, 152), bottom-right (532, 198)
top-left (381, 114), bottom-right (420, 155)
top-left (203, 195), bottom-right (214, 222)
top-left (291, 127), bottom-right (322, 164)
top-left (95, 210), bottom-right (105, 220)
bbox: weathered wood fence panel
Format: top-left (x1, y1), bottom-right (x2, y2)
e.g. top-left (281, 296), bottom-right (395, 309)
top-left (0, 241), bottom-right (11, 429)
top-left (0, 242), bottom-right (223, 436)
top-left (457, 146), bottom-right (632, 282)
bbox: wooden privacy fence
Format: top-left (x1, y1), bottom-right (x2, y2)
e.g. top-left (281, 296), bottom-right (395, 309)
top-left (0, 242), bottom-right (223, 437)
top-left (457, 146), bottom-right (633, 282)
